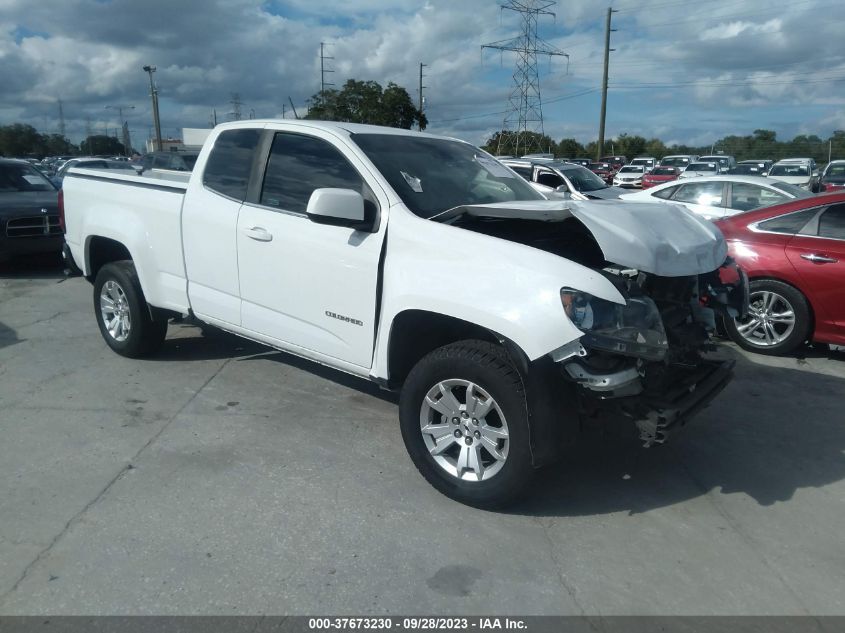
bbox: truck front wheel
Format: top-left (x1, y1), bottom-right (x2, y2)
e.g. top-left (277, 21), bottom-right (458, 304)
top-left (93, 261), bottom-right (167, 358)
top-left (399, 340), bottom-right (533, 509)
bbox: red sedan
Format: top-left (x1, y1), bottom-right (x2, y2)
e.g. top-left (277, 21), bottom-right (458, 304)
top-left (641, 166), bottom-right (680, 189)
top-left (716, 192), bottom-right (845, 354)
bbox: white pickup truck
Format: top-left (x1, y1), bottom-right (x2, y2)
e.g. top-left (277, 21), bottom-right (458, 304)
top-left (62, 120), bottom-right (746, 508)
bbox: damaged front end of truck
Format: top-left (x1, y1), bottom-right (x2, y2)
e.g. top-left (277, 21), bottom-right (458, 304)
top-left (445, 199), bottom-right (748, 450)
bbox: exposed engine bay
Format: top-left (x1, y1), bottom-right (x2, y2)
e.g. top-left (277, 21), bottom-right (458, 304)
top-left (448, 201), bottom-right (748, 446)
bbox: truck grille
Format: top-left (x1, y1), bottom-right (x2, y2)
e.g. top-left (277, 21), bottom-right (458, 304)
top-left (5, 215), bottom-right (62, 238)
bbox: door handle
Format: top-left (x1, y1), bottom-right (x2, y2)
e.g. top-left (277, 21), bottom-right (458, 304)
top-left (800, 253), bottom-right (838, 264)
top-left (243, 226), bottom-right (273, 242)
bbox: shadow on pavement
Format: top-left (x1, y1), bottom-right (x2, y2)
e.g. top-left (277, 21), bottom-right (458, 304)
top-left (0, 253), bottom-right (65, 280)
top-left (0, 319), bottom-right (20, 351)
top-left (513, 345), bottom-right (845, 517)
top-left (143, 322), bottom-right (845, 516)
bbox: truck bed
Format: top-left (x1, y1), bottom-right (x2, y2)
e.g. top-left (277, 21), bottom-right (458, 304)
top-left (63, 167), bottom-right (191, 314)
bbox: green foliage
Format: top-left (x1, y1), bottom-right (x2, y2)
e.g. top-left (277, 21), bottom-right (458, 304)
top-left (79, 135), bottom-right (126, 155)
top-left (0, 123), bottom-right (78, 157)
top-left (556, 138), bottom-right (586, 158)
top-left (481, 130), bottom-right (555, 156)
top-left (305, 79), bottom-right (426, 130)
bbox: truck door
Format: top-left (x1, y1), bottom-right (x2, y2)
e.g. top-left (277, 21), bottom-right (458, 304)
top-left (236, 129), bottom-right (387, 370)
top-left (182, 128), bottom-right (263, 326)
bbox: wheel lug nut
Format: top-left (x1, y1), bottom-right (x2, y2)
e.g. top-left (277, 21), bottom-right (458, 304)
top-left (472, 418), bottom-right (478, 424)
top-left (461, 412), bottom-right (468, 418)
top-left (465, 437), bottom-right (473, 445)
top-left (474, 430), bottom-right (481, 439)
top-left (454, 430), bottom-right (461, 438)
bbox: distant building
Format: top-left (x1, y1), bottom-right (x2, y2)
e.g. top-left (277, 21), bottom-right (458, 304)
top-left (145, 137), bottom-right (184, 153)
top-left (182, 128), bottom-right (212, 150)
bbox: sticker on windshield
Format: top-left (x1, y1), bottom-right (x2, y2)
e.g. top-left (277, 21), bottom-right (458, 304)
top-left (401, 171), bottom-right (423, 193)
top-left (474, 154), bottom-right (515, 178)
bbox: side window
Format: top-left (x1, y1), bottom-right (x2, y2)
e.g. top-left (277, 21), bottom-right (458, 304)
top-left (731, 183), bottom-right (784, 212)
top-left (260, 133), bottom-right (364, 213)
top-left (509, 166), bottom-right (532, 181)
top-left (757, 208), bottom-right (818, 235)
top-left (817, 204), bottom-right (845, 240)
top-left (203, 128), bottom-right (262, 201)
top-left (536, 171), bottom-right (564, 189)
top-left (672, 181), bottom-right (724, 207)
top-left (652, 185), bottom-right (678, 200)
top-left (141, 155), bottom-right (153, 170)
top-left (153, 155), bottom-right (168, 169)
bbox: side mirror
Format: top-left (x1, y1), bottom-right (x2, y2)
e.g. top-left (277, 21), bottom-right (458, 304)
top-left (306, 188), bottom-right (365, 228)
top-left (555, 185), bottom-right (572, 198)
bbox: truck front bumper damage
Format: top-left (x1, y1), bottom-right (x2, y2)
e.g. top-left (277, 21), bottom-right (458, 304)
top-left (561, 356), bottom-right (735, 447)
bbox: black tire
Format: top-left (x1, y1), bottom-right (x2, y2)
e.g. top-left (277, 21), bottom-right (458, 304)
top-left (399, 340), bottom-right (533, 509)
top-left (724, 279), bottom-right (811, 356)
top-left (93, 260), bottom-right (167, 358)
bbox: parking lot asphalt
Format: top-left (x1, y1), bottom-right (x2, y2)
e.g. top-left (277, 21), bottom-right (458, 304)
top-left (1, 257), bottom-right (844, 616)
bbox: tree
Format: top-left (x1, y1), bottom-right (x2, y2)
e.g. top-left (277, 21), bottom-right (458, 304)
top-left (482, 130), bottom-right (555, 156)
top-left (305, 79), bottom-right (426, 130)
top-left (80, 135), bottom-right (125, 156)
top-left (557, 138), bottom-right (585, 158)
top-left (0, 123), bottom-right (45, 157)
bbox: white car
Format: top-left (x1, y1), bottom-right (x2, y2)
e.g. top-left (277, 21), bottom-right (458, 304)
top-left (768, 158), bottom-right (820, 191)
top-left (678, 162), bottom-right (719, 179)
top-left (613, 165), bottom-right (645, 187)
top-left (629, 157), bottom-right (657, 172)
top-left (660, 155), bottom-right (697, 169)
top-left (619, 175), bottom-right (813, 220)
top-left (699, 155), bottom-right (736, 173)
top-left (62, 120), bottom-right (745, 507)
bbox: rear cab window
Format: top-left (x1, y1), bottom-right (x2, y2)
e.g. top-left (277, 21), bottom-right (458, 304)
top-left (202, 129), bottom-right (262, 201)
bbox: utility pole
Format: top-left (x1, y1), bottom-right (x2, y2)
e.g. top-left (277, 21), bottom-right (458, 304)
top-left (288, 97), bottom-right (300, 119)
top-left (596, 7), bottom-right (617, 161)
top-left (58, 98), bottom-right (66, 140)
top-left (143, 65), bottom-right (163, 151)
top-left (282, 104), bottom-right (287, 119)
top-left (320, 42), bottom-right (335, 103)
top-left (418, 62), bottom-right (427, 131)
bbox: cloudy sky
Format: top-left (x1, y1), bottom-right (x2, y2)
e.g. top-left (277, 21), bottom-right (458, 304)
top-left (2, 0), bottom-right (844, 149)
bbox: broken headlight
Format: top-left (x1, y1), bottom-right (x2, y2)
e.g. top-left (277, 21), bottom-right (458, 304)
top-left (561, 288), bottom-right (668, 361)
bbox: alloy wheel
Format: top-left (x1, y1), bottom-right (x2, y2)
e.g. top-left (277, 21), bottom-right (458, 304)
top-left (734, 290), bottom-right (796, 347)
top-left (100, 280), bottom-right (132, 342)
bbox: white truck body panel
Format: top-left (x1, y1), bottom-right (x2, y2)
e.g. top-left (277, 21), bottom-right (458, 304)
top-left (63, 168), bottom-right (190, 314)
top-left (64, 120), bottom-right (729, 384)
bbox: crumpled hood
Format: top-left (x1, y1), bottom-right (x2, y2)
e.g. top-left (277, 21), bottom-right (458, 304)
top-left (444, 199), bottom-right (728, 277)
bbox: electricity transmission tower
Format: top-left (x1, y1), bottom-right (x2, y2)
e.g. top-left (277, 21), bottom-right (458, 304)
top-left (482, 0), bottom-right (568, 156)
top-left (320, 42), bottom-right (335, 104)
top-left (229, 93), bottom-right (243, 121)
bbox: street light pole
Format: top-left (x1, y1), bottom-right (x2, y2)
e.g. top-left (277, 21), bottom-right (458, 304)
top-left (142, 65), bottom-right (163, 152)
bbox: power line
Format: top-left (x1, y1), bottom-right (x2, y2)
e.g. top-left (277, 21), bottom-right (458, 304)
top-left (428, 87), bottom-right (600, 124)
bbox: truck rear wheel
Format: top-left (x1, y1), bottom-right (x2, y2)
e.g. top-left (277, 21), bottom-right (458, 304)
top-left (399, 340), bottom-right (533, 509)
top-left (93, 261), bottom-right (167, 358)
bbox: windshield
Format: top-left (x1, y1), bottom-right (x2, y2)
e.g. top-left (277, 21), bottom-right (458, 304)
top-left (631, 159), bottom-right (652, 165)
top-left (731, 165), bottom-right (764, 175)
top-left (0, 162), bottom-right (56, 192)
top-left (661, 157), bottom-right (690, 167)
top-left (351, 134), bottom-right (543, 218)
top-left (768, 180), bottom-right (813, 198)
top-left (651, 167), bottom-right (677, 176)
top-left (619, 166), bottom-right (643, 174)
top-left (687, 163), bottom-right (717, 171)
top-left (561, 165), bottom-right (608, 192)
top-left (823, 164), bottom-right (845, 182)
top-left (701, 156), bottom-right (729, 166)
top-left (770, 164), bottom-right (809, 177)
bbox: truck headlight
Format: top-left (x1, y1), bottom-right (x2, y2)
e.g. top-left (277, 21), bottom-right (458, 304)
top-left (561, 288), bottom-right (669, 361)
